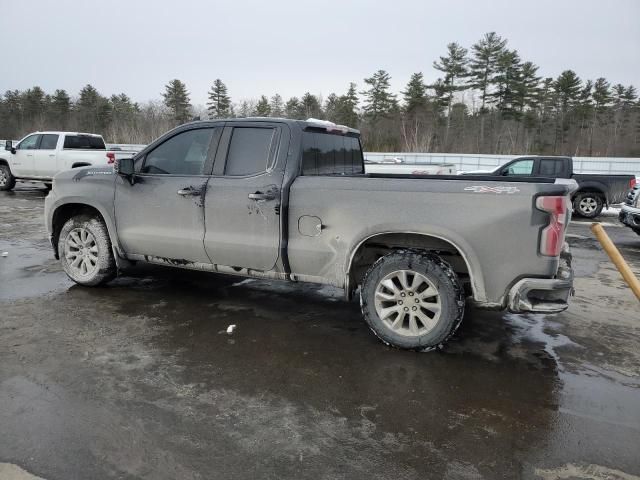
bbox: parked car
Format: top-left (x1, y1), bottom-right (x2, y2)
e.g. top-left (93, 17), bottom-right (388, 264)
top-left (461, 156), bottom-right (636, 218)
top-left (44, 118), bottom-right (576, 351)
top-left (619, 183), bottom-right (640, 236)
top-left (0, 132), bottom-right (138, 191)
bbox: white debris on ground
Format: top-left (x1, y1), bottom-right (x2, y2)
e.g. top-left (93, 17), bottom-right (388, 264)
top-left (1, 252), bottom-right (8, 257)
top-left (226, 325), bottom-right (236, 334)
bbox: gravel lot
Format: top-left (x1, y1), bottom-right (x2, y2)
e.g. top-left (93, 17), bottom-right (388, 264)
top-left (1, 184), bottom-right (639, 480)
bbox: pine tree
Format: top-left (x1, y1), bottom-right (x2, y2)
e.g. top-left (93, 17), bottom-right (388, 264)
top-left (589, 77), bottom-right (612, 155)
top-left (468, 32), bottom-right (507, 112)
top-left (323, 93), bottom-right (339, 121)
top-left (49, 89), bottom-right (71, 129)
top-left (335, 82), bottom-right (359, 127)
top-left (237, 100), bottom-right (252, 118)
top-left (514, 61), bottom-right (541, 112)
top-left (76, 84), bottom-right (102, 131)
top-left (254, 95), bottom-right (271, 116)
top-left (270, 94), bottom-right (284, 117)
top-left (207, 79), bottom-right (231, 119)
top-left (553, 70), bottom-right (582, 153)
top-left (22, 86), bottom-right (47, 129)
top-left (433, 43), bottom-right (468, 143)
top-left (402, 73), bottom-right (428, 113)
top-left (285, 97), bottom-right (303, 119)
top-left (301, 92), bottom-right (322, 118)
top-left (1, 90), bottom-right (24, 137)
top-left (162, 79), bottom-right (191, 124)
top-left (491, 49), bottom-right (522, 118)
top-left (361, 70), bottom-right (397, 120)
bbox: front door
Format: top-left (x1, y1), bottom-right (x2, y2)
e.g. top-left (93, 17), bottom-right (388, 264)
top-left (33, 133), bottom-right (60, 177)
top-left (10, 134), bottom-right (40, 176)
top-left (204, 122), bottom-right (289, 271)
top-left (114, 126), bottom-right (220, 264)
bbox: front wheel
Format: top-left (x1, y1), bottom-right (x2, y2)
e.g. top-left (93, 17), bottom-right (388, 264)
top-left (573, 193), bottom-right (604, 218)
top-left (0, 164), bottom-right (16, 191)
top-left (58, 215), bottom-right (117, 286)
top-left (360, 251), bottom-right (465, 351)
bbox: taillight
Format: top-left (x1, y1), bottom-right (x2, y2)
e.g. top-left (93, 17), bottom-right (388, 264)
top-left (536, 196), bottom-right (567, 257)
top-left (630, 178), bottom-right (637, 189)
top-left (106, 152), bottom-right (115, 164)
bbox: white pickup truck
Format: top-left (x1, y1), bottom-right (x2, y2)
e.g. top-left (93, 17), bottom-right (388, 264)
top-left (0, 132), bottom-right (136, 191)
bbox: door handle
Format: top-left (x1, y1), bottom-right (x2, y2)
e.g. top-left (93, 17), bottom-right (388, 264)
top-left (248, 192), bottom-right (276, 201)
top-left (177, 187), bottom-right (201, 196)
top-left (49, 154), bottom-right (55, 157)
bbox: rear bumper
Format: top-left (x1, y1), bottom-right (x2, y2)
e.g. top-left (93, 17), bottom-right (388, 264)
top-left (507, 244), bottom-right (574, 314)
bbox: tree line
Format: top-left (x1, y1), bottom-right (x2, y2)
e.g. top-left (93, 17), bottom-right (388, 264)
top-left (1, 32), bottom-right (638, 156)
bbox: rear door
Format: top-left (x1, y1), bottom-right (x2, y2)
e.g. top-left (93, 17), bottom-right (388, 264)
top-left (10, 134), bottom-right (41, 176)
top-left (204, 121), bottom-right (289, 270)
top-left (114, 125), bottom-right (221, 263)
top-left (536, 158), bottom-right (570, 178)
top-left (33, 134), bottom-right (60, 177)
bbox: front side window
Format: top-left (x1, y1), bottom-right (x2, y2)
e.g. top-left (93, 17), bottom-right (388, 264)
top-left (504, 159), bottom-right (533, 176)
top-left (17, 134), bottom-right (41, 150)
top-left (224, 127), bottom-right (275, 176)
top-left (301, 132), bottom-right (364, 175)
top-left (142, 128), bottom-right (214, 175)
top-left (39, 134), bottom-right (59, 150)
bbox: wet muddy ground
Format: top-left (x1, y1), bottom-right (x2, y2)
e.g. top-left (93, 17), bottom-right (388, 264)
top-left (1, 185), bottom-right (639, 480)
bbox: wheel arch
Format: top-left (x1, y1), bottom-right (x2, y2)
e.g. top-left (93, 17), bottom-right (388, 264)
top-left (573, 184), bottom-right (607, 204)
top-left (51, 202), bottom-right (118, 260)
top-left (345, 231), bottom-right (485, 302)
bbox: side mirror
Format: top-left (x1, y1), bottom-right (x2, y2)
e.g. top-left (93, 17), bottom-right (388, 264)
top-left (4, 140), bottom-right (13, 152)
top-left (115, 157), bottom-right (135, 176)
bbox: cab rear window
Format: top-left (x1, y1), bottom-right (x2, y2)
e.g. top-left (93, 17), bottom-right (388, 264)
top-left (301, 132), bottom-right (364, 176)
top-left (63, 135), bottom-right (106, 150)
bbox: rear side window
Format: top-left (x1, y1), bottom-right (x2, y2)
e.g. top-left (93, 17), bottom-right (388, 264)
top-left (225, 127), bottom-right (275, 176)
top-left (301, 132), bottom-right (364, 176)
top-left (63, 135), bottom-right (106, 150)
top-left (539, 159), bottom-right (564, 176)
top-left (39, 134), bottom-right (59, 150)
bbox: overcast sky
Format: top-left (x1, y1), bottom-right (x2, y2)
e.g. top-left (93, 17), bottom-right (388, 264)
top-left (2, 0), bottom-right (638, 106)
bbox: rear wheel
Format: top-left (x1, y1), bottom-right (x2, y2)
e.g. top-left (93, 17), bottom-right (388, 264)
top-left (360, 250), bottom-right (465, 351)
top-left (0, 164), bottom-right (16, 191)
top-left (58, 215), bottom-right (116, 286)
top-left (573, 192), bottom-right (604, 218)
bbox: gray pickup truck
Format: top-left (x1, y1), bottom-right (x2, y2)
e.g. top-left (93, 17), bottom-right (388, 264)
top-left (44, 118), bottom-right (576, 351)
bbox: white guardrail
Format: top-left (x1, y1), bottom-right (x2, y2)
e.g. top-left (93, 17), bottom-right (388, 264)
top-left (364, 152), bottom-right (640, 175)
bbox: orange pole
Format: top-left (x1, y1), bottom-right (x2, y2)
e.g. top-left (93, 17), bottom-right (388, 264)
top-left (591, 223), bottom-right (640, 301)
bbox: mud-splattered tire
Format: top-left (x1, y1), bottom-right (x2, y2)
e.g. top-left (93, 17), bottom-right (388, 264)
top-left (573, 192), bottom-right (604, 218)
top-left (0, 164), bottom-right (16, 191)
top-left (360, 250), bottom-right (465, 351)
top-left (58, 214), bottom-right (116, 286)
